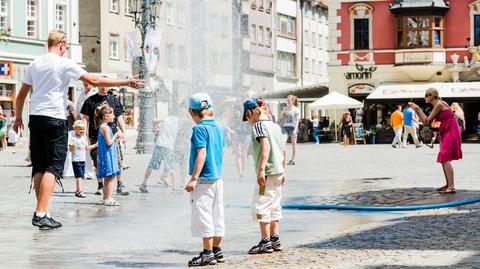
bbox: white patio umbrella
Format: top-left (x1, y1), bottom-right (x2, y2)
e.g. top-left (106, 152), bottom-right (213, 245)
top-left (309, 91), bottom-right (363, 141)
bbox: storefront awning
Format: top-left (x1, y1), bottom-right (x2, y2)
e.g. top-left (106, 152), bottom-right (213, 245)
top-left (260, 83), bottom-right (329, 101)
top-left (366, 82), bottom-right (480, 101)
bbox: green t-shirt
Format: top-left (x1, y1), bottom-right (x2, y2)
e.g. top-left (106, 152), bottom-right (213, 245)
top-left (251, 120), bottom-right (285, 176)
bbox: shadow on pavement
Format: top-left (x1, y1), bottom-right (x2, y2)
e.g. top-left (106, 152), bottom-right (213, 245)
top-left (300, 188), bottom-right (480, 267)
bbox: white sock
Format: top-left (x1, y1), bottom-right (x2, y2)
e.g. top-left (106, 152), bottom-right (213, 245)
top-left (35, 211), bottom-right (46, 217)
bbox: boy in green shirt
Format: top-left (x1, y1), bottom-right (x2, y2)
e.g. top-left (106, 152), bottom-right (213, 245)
top-left (242, 98), bottom-right (286, 254)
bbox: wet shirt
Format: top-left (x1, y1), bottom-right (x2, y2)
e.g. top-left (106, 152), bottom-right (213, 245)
top-left (156, 115), bottom-right (180, 150)
top-left (80, 94), bottom-right (124, 140)
top-left (189, 119), bottom-right (225, 181)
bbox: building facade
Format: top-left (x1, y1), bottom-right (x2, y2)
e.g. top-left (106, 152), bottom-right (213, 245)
top-left (0, 0), bottom-right (82, 122)
top-left (329, 0), bottom-right (480, 134)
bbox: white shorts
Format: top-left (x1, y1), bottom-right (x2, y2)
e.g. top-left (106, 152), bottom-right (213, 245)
top-left (191, 179), bottom-right (225, 238)
top-left (252, 173), bottom-right (284, 223)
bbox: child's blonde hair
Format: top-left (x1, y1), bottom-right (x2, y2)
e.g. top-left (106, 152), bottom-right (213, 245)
top-left (94, 102), bottom-right (114, 128)
top-left (189, 107), bottom-right (214, 119)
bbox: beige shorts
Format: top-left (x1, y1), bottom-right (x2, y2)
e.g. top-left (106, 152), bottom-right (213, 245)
top-left (191, 179), bottom-right (225, 238)
top-left (252, 173), bottom-right (284, 223)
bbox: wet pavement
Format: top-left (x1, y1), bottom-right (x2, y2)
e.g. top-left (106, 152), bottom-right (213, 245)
top-left (1, 136), bottom-right (480, 268)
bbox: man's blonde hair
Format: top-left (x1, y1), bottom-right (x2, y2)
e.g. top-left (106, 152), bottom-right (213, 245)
top-left (48, 29), bottom-right (67, 48)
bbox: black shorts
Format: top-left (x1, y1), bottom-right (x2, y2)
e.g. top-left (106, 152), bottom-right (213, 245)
top-left (29, 115), bottom-right (68, 179)
top-left (72, 161), bottom-right (85, 178)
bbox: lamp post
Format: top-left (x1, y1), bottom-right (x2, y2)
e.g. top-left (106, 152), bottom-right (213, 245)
top-left (132, 0), bottom-right (162, 153)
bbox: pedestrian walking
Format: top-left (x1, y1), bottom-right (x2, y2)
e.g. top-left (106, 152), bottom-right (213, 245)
top-left (339, 111), bottom-right (353, 149)
top-left (185, 93), bottom-right (226, 267)
top-left (311, 115), bottom-right (320, 144)
top-left (279, 95), bottom-right (300, 165)
top-left (13, 29), bottom-right (143, 230)
top-left (96, 103), bottom-right (123, 206)
top-left (7, 110), bottom-right (20, 153)
top-left (390, 105), bottom-right (404, 148)
top-left (410, 88), bottom-right (462, 194)
top-left (242, 98), bottom-right (286, 255)
top-left (0, 112), bottom-right (7, 152)
top-left (427, 119), bottom-right (441, 148)
top-left (402, 103), bottom-right (422, 148)
top-left (140, 106), bottom-right (180, 193)
top-left (69, 120), bottom-right (96, 198)
top-left (355, 107), bottom-right (364, 123)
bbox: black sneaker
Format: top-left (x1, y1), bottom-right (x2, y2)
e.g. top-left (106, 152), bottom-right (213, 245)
top-left (116, 184), bottom-right (130, 196)
top-left (188, 252), bottom-right (217, 267)
top-left (270, 235), bottom-right (283, 251)
top-left (248, 240), bottom-right (274, 255)
top-left (213, 250), bottom-right (225, 263)
top-left (287, 160), bottom-right (295, 165)
top-left (32, 213), bottom-right (62, 230)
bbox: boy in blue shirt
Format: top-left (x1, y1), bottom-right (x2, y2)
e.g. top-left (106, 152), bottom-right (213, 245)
top-left (185, 93), bottom-right (225, 267)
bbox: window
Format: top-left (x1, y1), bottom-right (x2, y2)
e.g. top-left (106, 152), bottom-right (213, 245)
top-left (166, 1), bottom-right (174, 25)
top-left (277, 51), bottom-right (295, 78)
top-left (0, 0), bottom-right (9, 29)
top-left (258, 0), bottom-right (263, 11)
top-left (319, 33), bottom-right (323, 49)
top-left (251, 24), bottom-right (256, 44)
top-left (258, 26), bottom-right (264, 46)
top-left (354, 19), bottom-right (369, 50)
top-left (221, 16), bottom-right (228, 37)
top-left (178, 46), bottom-right (187, 70)
top-left (166, 43), bottom-right (175, 68)
top-left (210, 52), bottom-right (218, 73)
top-left (305, 57), bottom-right (310, 73)
top-left (26, 0), bottom-right (37, 38)
top-left (312, 59), bottom-right (316, 75)
top-left (125, 39), bottom-right (131, 62)
top-left (319, 61), bottom-right (323, 75)
top-left (277, 14), bottom-right (296, 38)
top-left (311, 32), bottom-right (316, 47)
top-left (177, 4), bottom-right (185, 28)
top-left (110, 0), bottom-right (119, 13)
top-left (475, 15), bottom-right (480, 46)
top-left (305, 30), bottom-right (309, 45)
top-left (55, 4), bottom-right (66, 30)
top-left (109, 35), bottom-right (120, 59)
top-left (266, 27), bottom-right (271, 47)
top-left (265, 0), bottom-right (271, 13)
top-left (125, 0), bottom-right (133, 16)
top-left (396, 16), bottom-right (444, 48)
top-left (251, 0), bottom-right (256, 9)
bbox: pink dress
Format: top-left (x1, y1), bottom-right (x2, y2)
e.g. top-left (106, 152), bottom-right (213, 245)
top-left (435, 108), bottom-right (462, 163)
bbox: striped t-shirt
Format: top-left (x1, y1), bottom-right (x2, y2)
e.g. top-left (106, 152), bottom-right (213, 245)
top-left (250, 119), bottom-right (285, 176)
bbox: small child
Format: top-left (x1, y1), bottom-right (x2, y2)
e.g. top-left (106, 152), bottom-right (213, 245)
top-left (185, 93), bottom-right (225, 267)
top-left (69, 120), bottom-right (96, 198)
top-left (95, 103), bottom-right (122, 206)
top-left (243, 97), bottom-right (286, 255)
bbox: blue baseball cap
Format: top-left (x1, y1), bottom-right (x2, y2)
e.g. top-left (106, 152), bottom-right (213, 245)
top-left (189, 93), bottom-right (214, 110)
top-left (242, 98), bottom-right (259, 121)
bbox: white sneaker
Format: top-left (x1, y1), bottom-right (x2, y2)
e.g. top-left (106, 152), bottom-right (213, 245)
top-left (104, 199), bottom-right (120, 206)
top-left (95, 188), bottom-right (103, 195)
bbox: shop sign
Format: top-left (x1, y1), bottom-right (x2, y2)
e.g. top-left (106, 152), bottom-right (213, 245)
top-left (345, 64), bottom-right (377, 80)
top-left (0, 62), bottom-right (13, 76)
top-left (403, 52), bottom-right (433, 63)
top-left (349, 83), bottom-right (375, 95)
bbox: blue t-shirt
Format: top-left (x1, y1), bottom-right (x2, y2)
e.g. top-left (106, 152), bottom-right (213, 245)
top-left (189, 119), bottom-right (225, 180)
top-left (403, 107), bottom-right (414, 126)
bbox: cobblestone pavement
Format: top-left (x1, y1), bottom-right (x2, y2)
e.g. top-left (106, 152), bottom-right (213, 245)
top-left (1, 135), bottom-right (479, 268)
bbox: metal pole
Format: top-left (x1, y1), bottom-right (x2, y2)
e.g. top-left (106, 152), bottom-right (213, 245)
top-left (136, 0), bottom-right (156, 154)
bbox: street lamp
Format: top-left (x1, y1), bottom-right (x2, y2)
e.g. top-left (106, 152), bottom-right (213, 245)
top-left (131, 0), bottom-right (162, 154)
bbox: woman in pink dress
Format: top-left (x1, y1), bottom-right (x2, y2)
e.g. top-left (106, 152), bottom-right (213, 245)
top-left (409, 88), bottom-right (462, 194)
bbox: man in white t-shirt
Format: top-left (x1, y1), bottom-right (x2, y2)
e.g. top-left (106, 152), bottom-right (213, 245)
top-left (355, 108), bottom-right (364, 123)
top-left (14, 29), bottom-right (143, 230)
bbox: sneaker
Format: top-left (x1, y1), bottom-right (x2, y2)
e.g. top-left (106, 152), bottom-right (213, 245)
top-left (213, 250), bottom-right (225, 263)
top-left (117, 184), bottom-right (130, 196)
top-left (104, 199), bottom-right (120, 206)
top-left (287, 160), bottom-right (295, 165)
top-left (248, 240), bottom-right (274, 255)
top-left (95, 188), bottom-right (103, 195)
top-left (270, 235), bottom-right (283, 251)
top-left (188, 252), bottom-right (217, 267)
top-left (139, 183), bottom-right (148, 193)
top-left (75, 191), bottom-right (86, 198)
top-left (391, 145), bottom-right (397, 148)
top-left (85, 172), bottom-right (95, 180)
top-left (416, 145), bottom-right (422, 148)
top-left (32, 213), bottom-right (62, 230)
